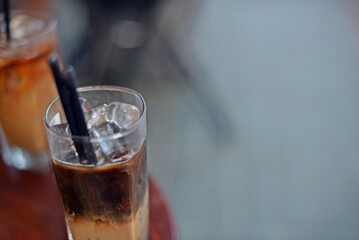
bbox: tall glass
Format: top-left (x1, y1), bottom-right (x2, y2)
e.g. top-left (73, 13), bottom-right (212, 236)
top-left (0, 10), bottom-right (58, 170)
top-left (45, 86), bottom-right (148, 240)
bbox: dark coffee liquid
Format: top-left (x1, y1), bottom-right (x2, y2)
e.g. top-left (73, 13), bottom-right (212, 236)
top-left (53, 144), bottom-right (147, 223)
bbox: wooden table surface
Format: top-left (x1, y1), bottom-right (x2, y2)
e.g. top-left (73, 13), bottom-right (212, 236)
top-left (0, 160), bottom-right (176, 240)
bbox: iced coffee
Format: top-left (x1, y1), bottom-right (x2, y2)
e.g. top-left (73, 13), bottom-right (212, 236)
top-left (45, 86), bottom-right (148, 240)
top-left (0, 10), bottom-right (58, 170)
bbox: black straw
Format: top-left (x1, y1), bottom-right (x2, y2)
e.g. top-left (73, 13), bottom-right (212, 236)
top-left (64, 66), bottom-right (97, 164)
top-left (49, 54), bottom-right (97, 165)
top-left (3, 0), bottom-right (11, 41)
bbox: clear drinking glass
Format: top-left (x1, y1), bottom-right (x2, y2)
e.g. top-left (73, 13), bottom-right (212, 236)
top-left (44, 86), bottom-right (149, 240)
top-left (0, 10), bottom-right (58, 170)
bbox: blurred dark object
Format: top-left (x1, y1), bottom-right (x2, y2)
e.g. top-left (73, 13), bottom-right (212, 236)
top-left (86, 0), bottom-right (158, 19)
top-left (60, 0), bottom-right (161, 87)
top-left (54, 0), bottom-right (233, 140)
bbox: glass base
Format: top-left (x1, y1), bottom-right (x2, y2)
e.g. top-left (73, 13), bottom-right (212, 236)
top-left (1, 145), bottom-right (51, 171)
top-left (0, 130), bottom-right (51, 171)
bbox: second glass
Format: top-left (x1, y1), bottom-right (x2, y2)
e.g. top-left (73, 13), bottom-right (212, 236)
top-left (0, 10), bottom-right (58, 170)
top-left (45, 86), bottom-right (149, 240)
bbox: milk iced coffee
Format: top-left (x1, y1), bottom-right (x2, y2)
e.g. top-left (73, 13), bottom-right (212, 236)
top-left (53, 143), bottom-right (148, 240)
top-left (0, 10), bottom-right (58, 170)
top-left (45, 86), bottom-right (148, 240)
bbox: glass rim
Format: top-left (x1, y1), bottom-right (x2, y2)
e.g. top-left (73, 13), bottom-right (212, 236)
top-left (44, 85), bottom-right (146, 142)
top-left (0, 10), bottom-right (57, 52)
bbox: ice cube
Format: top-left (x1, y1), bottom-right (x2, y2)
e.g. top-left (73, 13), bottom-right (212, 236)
top-left (60, 150), bottom-right (79, 164)
top-left (50, 123), bottom-right (107, 165)
top-left (82, 102), bottom-right (140, 163)
top-left (90, 121), bottom-right (132, 162)
top-left (78, 97), bottom-right (92, 112)
top-left (49, 112), bottom-right (61, 126)
top-left (90, 121), bottom-right (121, 138)
top-left (90, 121), bottom-right (121, 156)
top-left (50, 124), bottom-right (76, 161)
top-left (50, 123), bottom-right (71, 135)
top-left (110, 149), bottom-right (133, 163)
top-left (83, 104), bottom-right (107, 129)
top-left (93, 144), bottom-right (105, 166)
top-left (10, 14), bottom-right (45, 41)
top-left (105, 102), bottom-right (140, 130)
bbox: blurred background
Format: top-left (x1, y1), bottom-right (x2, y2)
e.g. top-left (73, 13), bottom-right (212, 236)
top-left (11, 0), bottom-right (359, 239)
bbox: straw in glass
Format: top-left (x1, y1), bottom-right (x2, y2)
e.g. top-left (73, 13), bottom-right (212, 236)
top-left (48, 54), bottom-right (97, 165)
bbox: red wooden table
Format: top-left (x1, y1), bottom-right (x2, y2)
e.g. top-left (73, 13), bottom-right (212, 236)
top-left (0, 160), bottom-right (176, 240)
